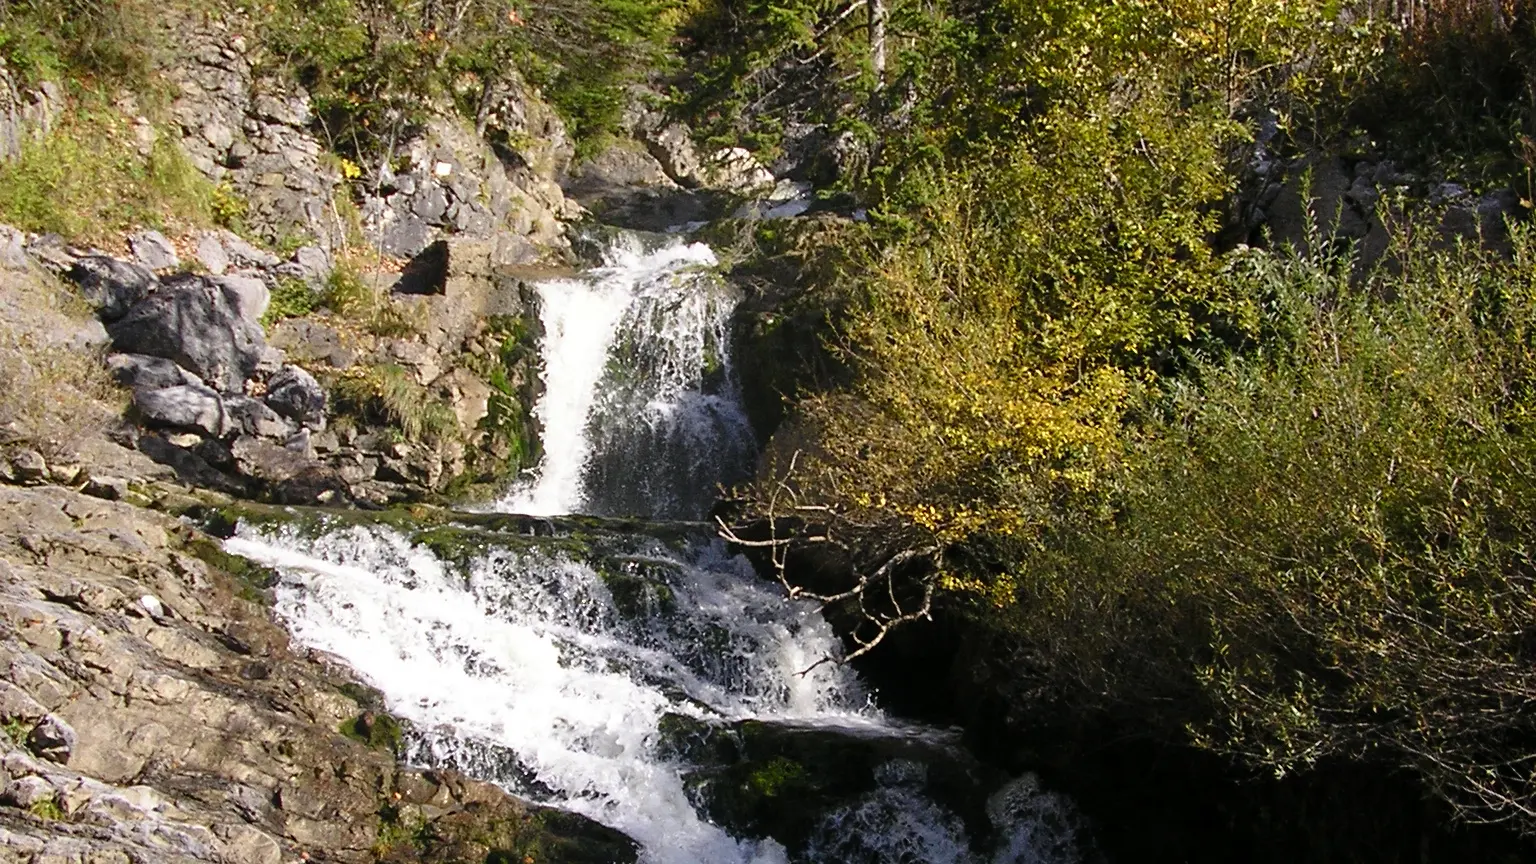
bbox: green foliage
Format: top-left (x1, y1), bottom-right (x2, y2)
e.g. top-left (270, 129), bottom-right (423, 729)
top-left (967, 224), bottom-right (1536, 832)
top-left (793, 86), bottom-right (1240, 553)
top-left (717, 0), bottom-right (1536, 837)
top-left (373, 803), bottom-right (428, 856)
top-left (472, 315), bottom-right (544, 482)
top-left (0, 0), bottom-right (161, 91)
top-left (748, 756), bottom-right (807, 797)
top-left (1353, 2), bottom-right (1536, 184)
top-left (181, 533), bottom-right (279, 604)
top-left (1, 717), bottom-right (29, 747)
top-left (0, 107), bottom-right (221, 242)
top-left (261, 277), bottom-right (320, 329)
top-left (331, 363), bottom-right (457, 445)
top-left (319, 261), bottom-right (422, 337)
top-left (677, 0), bottom-right (900, 157)
top-left (250, 0), bottom-right (686, 159)
top-left (28, 795), bottom-right (64, 821)
top-left (340, 710), bottom-right (403, 752)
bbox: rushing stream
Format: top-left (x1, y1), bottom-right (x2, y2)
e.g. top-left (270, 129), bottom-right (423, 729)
top-left (225, 231), bottom-right (1084, 863)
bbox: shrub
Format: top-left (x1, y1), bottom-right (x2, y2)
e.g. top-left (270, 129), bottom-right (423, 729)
top-left (261, 277), bottom-right (321, 329)
top-left (330, 363), bottom-right (456, 445)
top-left (319, 260), bottom-right (422, 338)
top-left (990, 223), bottom-right (1536, 832)
top-left (0, 0), bottom-right (161, 91)
top-left (250, 0), bottom-right (686, 160)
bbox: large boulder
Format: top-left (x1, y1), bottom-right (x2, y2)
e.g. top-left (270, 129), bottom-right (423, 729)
top-left (107, 274), bottom-right (268, 392)
top-left (106, 354), bottom-right (203, 391)
top-left (133, 384), bottom-right (229, 437)
top-left (264, 365), bottom-right (326, 427)
top-left (565, 142), bottom-right (678, 200)
top-left (68, 256), bottom-right (158, 322)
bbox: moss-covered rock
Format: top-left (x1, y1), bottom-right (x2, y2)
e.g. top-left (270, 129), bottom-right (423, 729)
top-left (341, 710), bottom-right (406, 753)
top-left (413, 799), bottom-right (639, 864)
top-left (670, 718), bottom-right (1004, 857)
top-left (598, 557), bottom-right (681, 619)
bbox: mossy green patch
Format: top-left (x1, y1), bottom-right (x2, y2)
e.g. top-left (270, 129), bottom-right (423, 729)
top-left (181, 533), bottom-right (279, 605)
top-left (747, 756), bottom-right (807, 797)
top-left (341, 710), bottom-right (404, 753)
top-left (2, 717), bottom-right (31, 747)
top-left (28, 796), bottom-right (64, 822)
top-left (372, 805), bottom-right (428, 857)
top-left (598, 561), bottom-right (679, 620)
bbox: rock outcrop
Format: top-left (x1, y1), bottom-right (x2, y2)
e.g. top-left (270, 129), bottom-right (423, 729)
top-left (107, 274), bottom-right (269, 393)
top-left (0, 480), bottom-right (638, 864)
top-left (361, 113), bottom-right (580, 260)
top-left (164, 16), bottom-right (344, 251)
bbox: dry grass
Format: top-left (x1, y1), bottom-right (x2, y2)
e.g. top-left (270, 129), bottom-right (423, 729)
top-left (0, 269), bottom-right (125, 458)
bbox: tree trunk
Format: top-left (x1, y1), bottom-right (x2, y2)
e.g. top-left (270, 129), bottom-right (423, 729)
top-left (870, 0), bottom-right (887, 86)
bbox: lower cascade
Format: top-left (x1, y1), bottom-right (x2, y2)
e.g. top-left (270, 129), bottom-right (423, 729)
top-left (224, 233), bottom-right (1085, 864)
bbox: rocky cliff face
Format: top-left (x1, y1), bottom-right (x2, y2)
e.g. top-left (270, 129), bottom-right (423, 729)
top-left (163, 15), bottom-right (345, 253)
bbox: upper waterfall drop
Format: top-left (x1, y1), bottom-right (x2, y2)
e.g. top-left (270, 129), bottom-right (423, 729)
top-left (499, 231), bottom-right (756, 520)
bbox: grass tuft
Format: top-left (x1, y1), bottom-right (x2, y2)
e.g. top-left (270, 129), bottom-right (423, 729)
top-left (0, 105), bottom-right (232, 244)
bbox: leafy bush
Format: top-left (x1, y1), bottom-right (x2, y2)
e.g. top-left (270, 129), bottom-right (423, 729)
top-left (251, 0), bottom-right (686, 160)
top-left (261, 277), bottom-right (321, 329)
top-left (0, 0), bottom-right (161, 91)
top-left (318, 260), bottom-right (421, 337)
top-left (943, 223), bottom-right (1536, 833)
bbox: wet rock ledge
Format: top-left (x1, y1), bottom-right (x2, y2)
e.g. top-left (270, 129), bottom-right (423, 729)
top-left (0, 480), bottom-right (637, 863)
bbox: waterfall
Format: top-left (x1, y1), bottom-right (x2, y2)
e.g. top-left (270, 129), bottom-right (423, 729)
top-left (499, 232), bottom-right (755, 520)
top-left (223, 230), bottom-right (1084, 864)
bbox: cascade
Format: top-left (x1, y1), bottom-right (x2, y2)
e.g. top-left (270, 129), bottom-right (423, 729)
top-left (224, 232), bottom-right (1084, 864)
top-left (499, 233), bottom-right (755, 520)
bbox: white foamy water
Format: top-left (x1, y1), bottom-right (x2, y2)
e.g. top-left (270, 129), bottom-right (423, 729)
top-left (227, 524), bottom-right (872, 864)
top-left (227, 521), bottom-right (1082, 864)
top-left (500, 234), bottom-right (754, 519)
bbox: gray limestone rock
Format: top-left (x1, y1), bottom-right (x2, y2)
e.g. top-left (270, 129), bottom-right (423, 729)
top-left (26, 714), bottom-right (76, 763)
top-left (224, 395), bottom-right (293, 439)
top-left (1, 774), bottom-right (54, 808)
top-left (0, 225), bottom-right (28, 270)
top-left (268, 319), bottom-right (354, 369)
top-left (647, 122), bottom-right (704, 187)
top-left (263, 364), bottom-right (326, 427)
top-left (106, 353), bottom-right (204, 391)
top-left (107, 274), bottom-right (267, 392)
top-left (133, 384), bottom-right (228, 437)
top-left (9, 449), bottom-right (46, 484)
top-left (214, 273), bottom-right (270, 325)
top-left (128, 230), bottom-right (180, 271)
top-left (194, 230), bottom-right (232, 275)
top-left (230, 435), bottom-right (316, 483)
top-left (82, 475), bottom-right (129, 501)
top-left (68, 256), bottom-right (158, 322)
top-left (0, 680), bottom-right (45, 724)
top-left (704, 147), bottom-right (776, 194)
